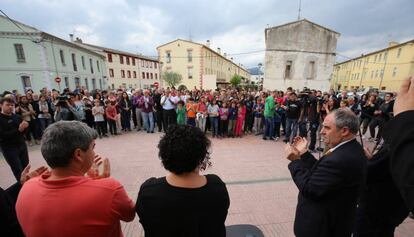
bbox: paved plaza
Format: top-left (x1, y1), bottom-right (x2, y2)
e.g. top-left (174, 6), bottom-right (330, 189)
top-left (1, 131), bottom-right (413, 237)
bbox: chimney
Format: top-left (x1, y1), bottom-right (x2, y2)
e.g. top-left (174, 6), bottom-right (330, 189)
top-left (206, 40), bottom-right (210, 48)
top-left (388, 41), bottom-right (399, 47)
top-left (230, 57), bottom-right (233, 61)
top-left (217, 47), bottom-right (221, 54)
top-left (69, 34), bottom-right (74, 42)
top-left (75, 37), bottom-right (83, 43)
top-left (224, 53), bottom-right (227, 57)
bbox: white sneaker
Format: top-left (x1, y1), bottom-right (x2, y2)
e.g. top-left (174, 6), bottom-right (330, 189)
top-left (275, 137), bottom-right (280, 141)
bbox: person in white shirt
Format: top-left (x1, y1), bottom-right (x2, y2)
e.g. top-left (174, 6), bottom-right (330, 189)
top-left (161, 90), bottom-right (179, 132)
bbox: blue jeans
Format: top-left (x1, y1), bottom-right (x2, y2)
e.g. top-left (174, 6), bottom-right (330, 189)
top-left (263, 117), bottom-right (274, 138)
top-left (142, 112), bottom-right (154, 132)
top-left (285, 118), bottom-right (298, 142)
top-left (209, 117), bottom-right (219, 136)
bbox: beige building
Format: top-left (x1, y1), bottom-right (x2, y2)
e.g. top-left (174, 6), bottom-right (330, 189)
top-left (157, 39), bottom-right (250, 89)
top-left (264, 19), bottom-right (340, 91)
top-left (74, 39), bottom-right (161, 90)
top-left (332, 39), bottom-right (414, 92)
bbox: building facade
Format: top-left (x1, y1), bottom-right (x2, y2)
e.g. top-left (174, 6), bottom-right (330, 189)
top-left (157, 39), bottom-right (250, 89)
top-left (74, 41), bottom-right (161, 90)
top-left (0, 15), bottom-right (106, 93)
top-left (332, 40), bottom-right (414, 92)
top-left (264, 19), bottom-right (340, 92)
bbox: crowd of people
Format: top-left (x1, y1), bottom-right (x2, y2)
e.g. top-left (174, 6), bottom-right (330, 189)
top-left (1, 75), bottom-right (413, 237)
top-left (0, 83), bottom-right (395, 147)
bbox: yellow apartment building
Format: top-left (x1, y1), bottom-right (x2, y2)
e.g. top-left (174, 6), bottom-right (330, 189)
top-left (332, 39), bottom-right (414, 92)
top-left (157, 39), bottom-right (250, 89)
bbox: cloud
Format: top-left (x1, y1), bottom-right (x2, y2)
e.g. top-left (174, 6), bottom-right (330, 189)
top-left (1, 0), bottom-right (413, 69)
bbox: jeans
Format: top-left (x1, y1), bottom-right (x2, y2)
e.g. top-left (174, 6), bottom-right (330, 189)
top-left (135, 108), bottom-right (143, 130)
top-left (299, 118), bottom-right (308, 137)
top-left (369, 118), bottom-right (384, 139)
top-left (108, 119), bottom-right (117, 134)
top-left (228, 119), bottom-right (236, 137)
top-left (253, 117), bottom-right (262, 134)
top-left (187, 117), bottom-right (196, 127)
top-left (196, 116), bottom-right (207, 132)
top-left (121, 110), bottom-right (131, 130)
top-left (163, 109), bottom-right (176, 132)
top-left (263, 117), bottom-right (274, 138)
top-left (156, 109), bottom-right (163, 131)
top-left (209, 117), bottom-right (219, 136)
top-left (38, 117), bottom-right (52, 136)
top-left (95, 121), bottom-right (106, 136)
top-left (142, 112), bottom-right (155, 132)
top-left (220, 119), bottom-right (228, 136)
top-left (285, 118), bottom-right (298, 142)
top-left (2, 144), bottom-right (29, 181)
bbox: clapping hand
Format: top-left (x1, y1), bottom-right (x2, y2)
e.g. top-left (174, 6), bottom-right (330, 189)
top-left (394, 76), bottom-right (414, 116)
top-left (363, 147), bottom-right (373, 160)
top-left (285, 144), bottom-right (300, 161)
top-left (292, 136), bottom-right (309, 155)
top-left (20, 165), bottom-right (49, 184)
top-left (18, 121), bottom-right (29, 132)
top-left (87, 155), bottom-right (111, 179)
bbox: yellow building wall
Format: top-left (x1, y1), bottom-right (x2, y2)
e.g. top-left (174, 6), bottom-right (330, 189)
top-left (333, 41), bottom-right (414, 92)
top-left (158, 39), bottom-right (251, 89)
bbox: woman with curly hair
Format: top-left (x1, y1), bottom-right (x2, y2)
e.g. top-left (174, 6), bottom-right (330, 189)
top-left (136, 125), bottom-right (230, 237)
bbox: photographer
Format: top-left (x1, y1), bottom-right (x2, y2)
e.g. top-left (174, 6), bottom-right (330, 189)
top-left (54, 93), bottom-right (79, 121)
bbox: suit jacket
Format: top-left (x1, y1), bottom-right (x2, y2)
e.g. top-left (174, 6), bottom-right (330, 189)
top-left (383, 110), bottom-right (414, 212)
top-left (288, 139), bottom-right (367, 237)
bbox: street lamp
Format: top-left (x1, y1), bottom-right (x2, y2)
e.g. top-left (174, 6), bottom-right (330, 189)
top-left (258, 63), bottom-right (263, 90)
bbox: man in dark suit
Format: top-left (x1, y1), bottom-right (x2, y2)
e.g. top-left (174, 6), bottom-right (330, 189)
top-left (285, 108), bottom-right (367, 237)
top-left (383, 76), bottom-right (414, 212)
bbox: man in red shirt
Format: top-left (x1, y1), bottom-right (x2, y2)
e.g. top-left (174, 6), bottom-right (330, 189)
top-left (16, 121), bottom-right (135, 237)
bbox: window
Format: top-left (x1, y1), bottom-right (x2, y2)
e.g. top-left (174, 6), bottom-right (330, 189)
top-left (155, 73), bottom-right (158, 79)
top-left (146, 72), bottom-right (149, 79)
top-left (384, 51), bottom-right (388, 61)
top-left (109, 69), bottom-right (114, 77)
top-left (126, 57), bottom-right (130, 65)
top-left (392, 67), bottom-right (397, 77)
top-left (380, 69), bottom-right (384, 78)
top-left (14, 44), bottom-right (26, 62)
top-left (166, 52), bottom-right (171, 63)
top-left (397, 48), bottom-right (402, 58)
top-left (121, 70), bottom-right (125, 78)
top-left (21, 76), bottom-right (31, 92)
top-left (97, 61), bottom-right (100, 72)
top-left (142, 72), bottom-right (145, 79)
top-left (307, 61), bottom-right (315, 79)
top-left (378, 54), bottom-right (382, 62)
top-left (374, 55), bottom-right (377, 62)
top-left (85, 78), bottom-right (89, 90)
top-left (127, 70), bottom-right (131, 78)
top-left (133, 71), bottom-right (137, 78)
top-left (154, 63), bottom-right (157, 69)
top-left (187, 50), bottom-right (193, 62)
top-left (92, 78), bottom-right (96, 90)
top-left (188, 67), bottom-right (193, 79)
top-left (60, 49), bottom-right (65, 65)
top-left (99, 79), bottom-right (103, 89)
top-left (284, 60), bottom-right (292, 79)
top-left (81, 56), bottom-right (86, 70)
top-left (107, 53), bottom-right (113, 62)
top-left (90, 58), bottom-right (94, 74)
top-left (72, 53), bottom-right (77, 71)
top-left (146, 61), bottom-right (149, 68)
top-left (120, 55), bottom-right (124, 64)
top-left (371, 71), bottom-right (374, 79)
top-left (375, 70), bottom-right (378, 78)
top-left (132, 58), bottom-right (135, 66)
top-left (141, 60), bottom-right (144, 67)
top-left (150, 73), bottom-right (153, 79)
top-left (64, 77), bottom-right (69, 89)
top-left (74, 77), bottom-right (80, 88)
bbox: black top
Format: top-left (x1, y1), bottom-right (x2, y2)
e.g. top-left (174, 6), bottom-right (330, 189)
top-left (0, 113), bottom-right (26, 148)
top-left (383, 110), bottom-right (414, 212)
top-left (285, 100), bottom-right (302, 119)
top-left (136, 174), bottom-right (230, 237)
top-left (153, 94), bottom-right (162, 111)
top-left (0, 183), bottom-right (24, 237)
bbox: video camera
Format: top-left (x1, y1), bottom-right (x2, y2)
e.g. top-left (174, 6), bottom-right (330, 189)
top-left (55, 94), bottom-right (70, 107)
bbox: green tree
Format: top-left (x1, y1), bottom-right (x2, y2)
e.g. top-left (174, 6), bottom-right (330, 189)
top-left (162, 71), bottom-right (182, 88)
top-left (230, 74), bottom-right (242, 87)
top-left (178, 84), bottom-right (187, 91)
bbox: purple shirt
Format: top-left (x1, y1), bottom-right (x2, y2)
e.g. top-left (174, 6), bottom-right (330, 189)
top-left (138, 96), bottom-right (154, 113)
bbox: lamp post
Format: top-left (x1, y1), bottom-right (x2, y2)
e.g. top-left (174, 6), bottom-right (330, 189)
top-left (258, 63), bottom-right (263, 90)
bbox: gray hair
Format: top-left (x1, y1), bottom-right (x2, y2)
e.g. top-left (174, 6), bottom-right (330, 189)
top-left (41, 121), bottom-right (97, 168)
top-left (332, 108), bottom-right (360, 135)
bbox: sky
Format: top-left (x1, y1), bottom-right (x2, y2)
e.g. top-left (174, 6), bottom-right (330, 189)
top-left (1, 0), bottom-right (413, 69)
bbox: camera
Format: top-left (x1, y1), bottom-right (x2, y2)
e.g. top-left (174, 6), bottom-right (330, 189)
top-left (55, 95), bottom-right (70, 106)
